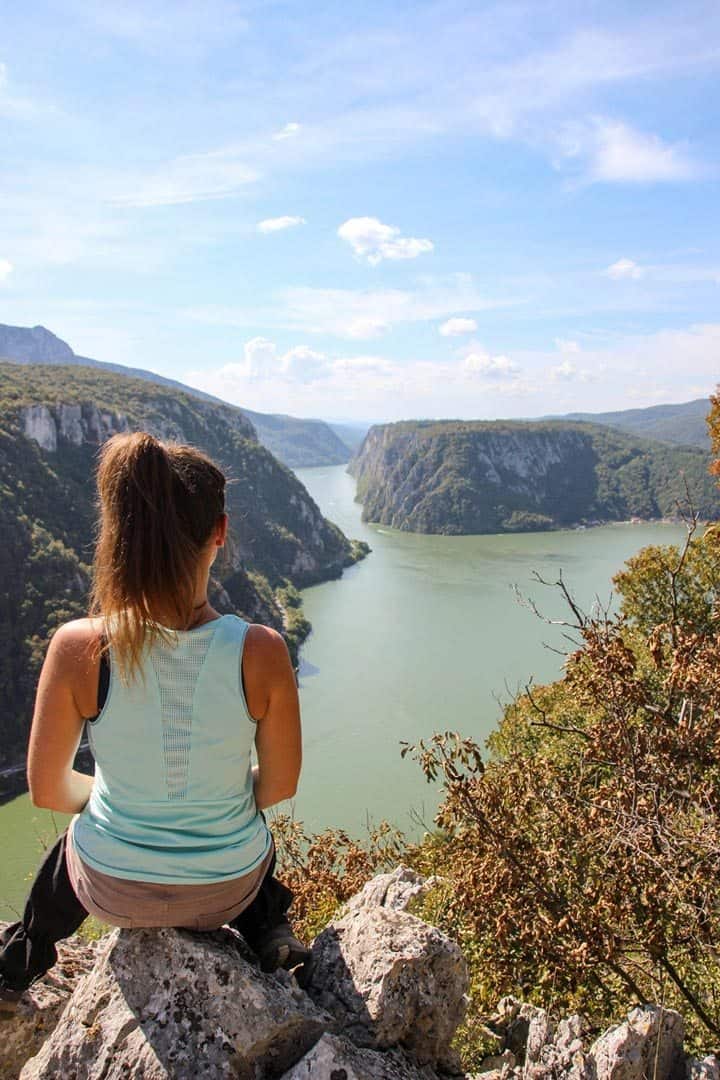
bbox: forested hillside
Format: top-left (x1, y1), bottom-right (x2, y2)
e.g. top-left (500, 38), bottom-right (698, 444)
top-left (559, 398), bottom-right (711, 449)
top-left (0, 323), bottom-right (353, 468)
top-left (0, 362), bottom-right (367, 773)
top-left (350, 418), bottom-right (719, 534)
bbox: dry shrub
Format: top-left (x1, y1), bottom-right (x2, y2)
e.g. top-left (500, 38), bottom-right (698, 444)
top-left (270, 814), bottom-right (406, 940)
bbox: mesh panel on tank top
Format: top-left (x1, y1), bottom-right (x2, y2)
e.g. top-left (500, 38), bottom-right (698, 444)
top-left (149, 629), bottom-right (216, 800)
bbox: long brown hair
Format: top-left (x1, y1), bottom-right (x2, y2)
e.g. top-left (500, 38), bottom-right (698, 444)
top-left (89, 431), bottom-right (226, 683)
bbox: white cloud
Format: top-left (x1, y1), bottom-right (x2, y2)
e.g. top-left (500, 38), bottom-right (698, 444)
top-left (337, 217), bottom-right (434, 265)
top-left (257, 216), bottom-right (306, 233)
top-left (0, 258), bottom-right (13, 282)
top-left (439, 317), bottom-right (478, 337)
top-left (463, 351), bottom-right (519, 377)
top-left (272, 122), bottom-right (301, 141)
top-left (591, 120), bottom-right (698, 182)
top-left (558, 119), bottom-right (699, 184)
top-left (281, 345), bottom-right (329, 381)
top-left (605, 258), bottom-right (644, 280)
top-left (550, 358), bottom-right (578, 380)
top-left (112, 149), bottom-right (258, 207)
top-left (554, 338), bottom-right (580, 353)
top-left (242, 337), bottom-right (279, 377)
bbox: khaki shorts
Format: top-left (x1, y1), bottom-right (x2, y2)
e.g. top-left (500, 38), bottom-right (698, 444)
top-left (66, 819), bottom-right (274, 930)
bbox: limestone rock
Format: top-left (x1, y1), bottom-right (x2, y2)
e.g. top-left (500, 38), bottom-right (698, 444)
top-left (588, 1005), bottom-right (685, 1080)
top-left (279, 1032), bottom-right (439, 1079)
top-left (344, 865), bottom-right (432, 914)
top-left (0, 924), bottom-right (98, 1080)
top-left (687, 1056), bottom-right (720, 1080)
top-left (305, 904), bottom-right (468, 1069)
top-left (20, 927), bottom-right (332, 1080)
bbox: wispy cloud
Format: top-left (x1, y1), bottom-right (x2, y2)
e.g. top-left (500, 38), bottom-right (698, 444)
top-left (440, 317), bottom-right (478, 337)
top-left (0, 258), bottom-right (13, 282)
top-left (605, 258), bottom-right (645, 280)
top-left (111, 149), bottom-right (258, 207)
top-left (549, 358), bottom-right (578, 380)
top-left (557, 119), bottom-right (701, 183)
top-left (272, 122), bottom-right (301, 141)
top-left (63, 0), bottom-right (249, 51)
top-left (337, 217), bottom-right (434, 265)
top-left (185, 275), bottom-right (518, 339)
top-left (463, 351), bottom-right (519, 377)
top-left (257, 215), bottom-right (306, 233)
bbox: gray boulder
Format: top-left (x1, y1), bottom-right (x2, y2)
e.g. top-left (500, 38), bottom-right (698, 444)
top-left (19, 927), bottom-right (331, 1080)
top-left (279, 1032), bottom-right (438, 1078)
top-left (344, 865), bottom-right (434, 914)
top-left (588, 1005), bottom-right (685, 1080)
top-left (304, 904), bottom-right (468, 1070)
top-left (687, 1056), bottom-right (720, 1080)
top-left (0, 922), bottom-right (98, 1080)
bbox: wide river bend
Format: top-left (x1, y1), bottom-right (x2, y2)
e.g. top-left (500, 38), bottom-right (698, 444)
top-left (0, 465), bottom-right (686, 919)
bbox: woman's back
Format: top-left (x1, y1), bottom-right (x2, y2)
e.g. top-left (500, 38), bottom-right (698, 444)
top-left (72, 613), bottom-right (271, 884)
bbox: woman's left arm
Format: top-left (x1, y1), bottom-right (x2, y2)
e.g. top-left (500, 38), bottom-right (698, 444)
top-left (27, 622), bottom-right (96, 813)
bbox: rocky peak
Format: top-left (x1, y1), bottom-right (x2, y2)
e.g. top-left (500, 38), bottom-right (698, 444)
top-left (0, 324), bottom-right (76, 364)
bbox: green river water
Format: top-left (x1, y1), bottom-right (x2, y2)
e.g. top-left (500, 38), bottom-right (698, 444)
top-left (0, 465), bottom-right (687, 919)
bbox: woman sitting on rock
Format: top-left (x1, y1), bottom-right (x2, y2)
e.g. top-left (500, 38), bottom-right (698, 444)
top-left (0, 431), bottom-right (309, 1014)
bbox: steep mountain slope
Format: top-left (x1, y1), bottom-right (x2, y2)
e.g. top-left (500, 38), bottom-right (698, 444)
top-left (556, 399), bottom-right (711, 449)
top-left (0, 323), bottom-right (352, 467)
top-left (241, 408), bottom-right (352, 467)
top-left (349, 419), bottom-right (719, 535)
top-left (0, 362), bottom-right (367, 772)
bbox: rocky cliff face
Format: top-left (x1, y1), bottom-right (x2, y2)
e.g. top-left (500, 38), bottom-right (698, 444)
top-left (349, 420), bottom-right (720, 535)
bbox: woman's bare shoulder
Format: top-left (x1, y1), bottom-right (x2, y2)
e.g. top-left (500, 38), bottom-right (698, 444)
top-left (48, 617), bottom-right (105, 665)
top-left (243, 622), bottom-right (291, 678)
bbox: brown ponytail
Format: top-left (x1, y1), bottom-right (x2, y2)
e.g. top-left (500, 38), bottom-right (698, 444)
top-left (89, 432), bottom-right (226, 683)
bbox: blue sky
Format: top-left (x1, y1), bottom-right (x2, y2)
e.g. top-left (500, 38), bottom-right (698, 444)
top-left (1, 0), bottom-right (719, 421)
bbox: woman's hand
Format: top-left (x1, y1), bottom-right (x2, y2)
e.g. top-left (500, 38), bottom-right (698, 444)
top-left (27, 621), bottom-right (96, 814)
top-left (242, 625), bottom-right (302, 811)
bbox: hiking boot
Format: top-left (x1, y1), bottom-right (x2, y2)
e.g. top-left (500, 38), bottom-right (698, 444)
top-left (256, 924), bottom-right (312, 976)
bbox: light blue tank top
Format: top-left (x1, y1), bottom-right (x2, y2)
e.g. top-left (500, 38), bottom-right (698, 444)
top-left (72, 614), bottom-right (272, 884)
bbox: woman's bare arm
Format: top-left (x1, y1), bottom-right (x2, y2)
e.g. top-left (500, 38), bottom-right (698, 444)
top-left (27, 622), bottom-right (95, 813)
top-left (242, 624), bottom-right (302, 811)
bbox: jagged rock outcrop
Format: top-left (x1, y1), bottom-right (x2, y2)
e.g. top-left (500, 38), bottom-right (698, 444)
top-left (304, 905), bottom-right (468, 1069)
top-left (6, 874), bottom-right (717, 1080)
top-left (469, 996), bottom-right (717, 1080)
top-left (19, 928), bottom-right (331, 1080)
top-left (282, 1033), bottom-right (439, 1078)
top-left (6, 871), bottom-right (468, 1080)
top-left (588, 1005), bottom-right (685, 1080)
top-left (0, 923), bottom-right (99, 1080)
top-left (21, 402), bottom-right (131, 451)
top-left (349, 420), bottom-right (720, 534)
top-left (343, 865), bottom-right (434, 914)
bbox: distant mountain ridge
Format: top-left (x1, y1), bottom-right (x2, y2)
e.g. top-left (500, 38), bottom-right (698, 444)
top-left (0, 323), bottom-right (352, 468)
top-left (552, 399), bottom-right (711, 449)
top-left (349, 418), bottom-right (720, 535)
